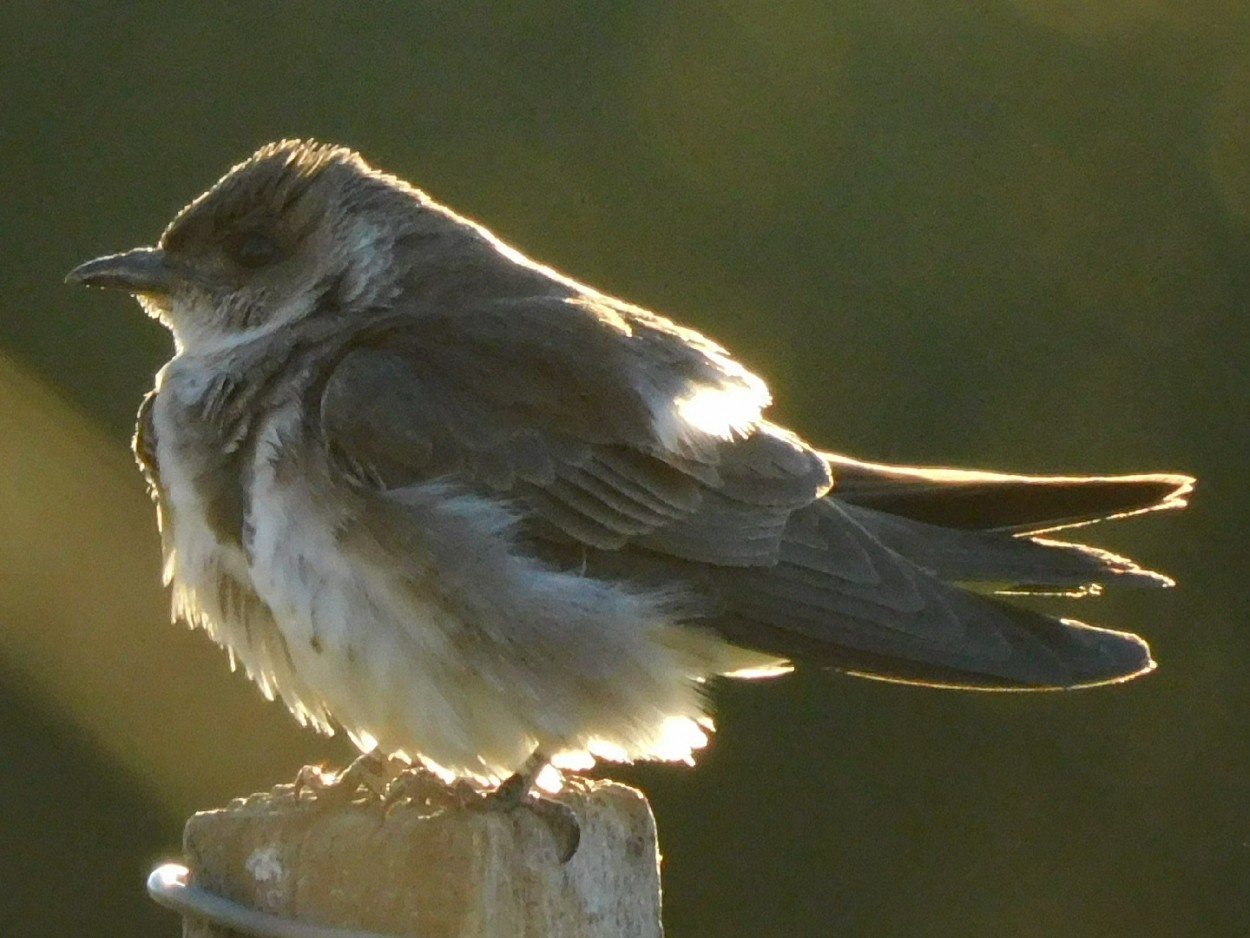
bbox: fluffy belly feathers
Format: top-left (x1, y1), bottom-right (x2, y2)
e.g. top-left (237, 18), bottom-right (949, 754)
top-left (159, 398), bottom-right (741, 781)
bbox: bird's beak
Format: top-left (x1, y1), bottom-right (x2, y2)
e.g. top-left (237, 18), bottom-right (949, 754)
top-left (65, 247), bottom-right (179, 296)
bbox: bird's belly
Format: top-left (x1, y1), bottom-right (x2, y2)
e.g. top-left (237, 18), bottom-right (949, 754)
top-left (241, 471), bottom-right (510, 776)
top-left (157, 433), bottom-right (497, 767)
top-left (241, 464), bottom-right (732, 783)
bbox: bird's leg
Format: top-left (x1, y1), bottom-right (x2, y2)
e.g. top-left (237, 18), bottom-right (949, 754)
top-left (469, 748), bottom-right (581, 863)
top-left (488, 747), bottom-right (550, 810)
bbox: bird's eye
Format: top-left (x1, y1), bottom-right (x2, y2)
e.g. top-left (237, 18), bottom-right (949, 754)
top-left (230, 230), bottom-right (281, 269)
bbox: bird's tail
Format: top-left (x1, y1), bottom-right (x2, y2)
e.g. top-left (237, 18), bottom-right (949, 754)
top-left (705, 465), bottom-right (1193, 690)
top-left (823, 453), bottom-right (1193, 533)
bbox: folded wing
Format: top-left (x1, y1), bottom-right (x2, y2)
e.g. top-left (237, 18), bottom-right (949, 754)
top-left (315, 294), bottom-right (1192, 690)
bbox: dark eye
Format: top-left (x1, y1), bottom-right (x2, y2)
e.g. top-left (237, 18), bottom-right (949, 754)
top-left (230, 230), bottom-right (281, 269)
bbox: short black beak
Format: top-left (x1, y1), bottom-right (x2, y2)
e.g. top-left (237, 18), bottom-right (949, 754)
top-left (65, 247), bottom-right (178, 295)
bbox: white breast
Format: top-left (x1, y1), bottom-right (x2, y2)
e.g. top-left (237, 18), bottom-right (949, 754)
top-left (242, 399), bottom-right (512, 772)
top-left (152, 360), bottom-right (329, 725)
top-left (151, 363), bottom-right (250, 633)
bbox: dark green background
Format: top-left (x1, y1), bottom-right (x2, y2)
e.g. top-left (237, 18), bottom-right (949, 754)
top-left (2, 2), bottom-right (1245, 935)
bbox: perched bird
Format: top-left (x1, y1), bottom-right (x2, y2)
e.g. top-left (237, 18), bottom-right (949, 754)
top-left (68, 140), bottom-right (1192, 797)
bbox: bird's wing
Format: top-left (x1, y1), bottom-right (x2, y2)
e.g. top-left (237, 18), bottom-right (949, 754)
top-left (314, 294), bottom-right (1179, 689)
top-left (318, 294), bottom-right (832, 566)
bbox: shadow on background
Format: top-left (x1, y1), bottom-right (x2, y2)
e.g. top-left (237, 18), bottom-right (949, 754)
top-left (1, 2), bottom-right (1246, 935)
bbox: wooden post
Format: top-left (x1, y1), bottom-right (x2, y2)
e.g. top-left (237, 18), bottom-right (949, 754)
top-left (153, 777), bottom-right (663, 938)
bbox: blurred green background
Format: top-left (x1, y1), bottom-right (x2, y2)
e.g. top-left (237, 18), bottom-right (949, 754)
top-left (1, 2), bottom-right (1245, 935)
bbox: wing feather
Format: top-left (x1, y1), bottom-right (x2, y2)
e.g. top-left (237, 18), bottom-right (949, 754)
top-left (314, 294), bottom-right (1181, 690)
top-left (318, 298), bottom-right (830, 566)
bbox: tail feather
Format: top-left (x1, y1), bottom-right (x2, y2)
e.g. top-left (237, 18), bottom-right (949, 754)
top-left (714, 605), bottom-right (1154, 690)
top-left (705, 499), bottom-right (1159, 689)
top-left (824, 454), bottom-right (1193, 533)
top-left (837, 502), bottom-right (1174, 594)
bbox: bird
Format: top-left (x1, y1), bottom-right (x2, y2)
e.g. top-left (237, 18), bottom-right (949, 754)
top-left (67, 139), bottom-right (1192, 803)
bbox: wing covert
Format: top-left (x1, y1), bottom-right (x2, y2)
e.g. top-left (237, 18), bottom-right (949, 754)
top-left (316, 297), bottom-right (832, 564)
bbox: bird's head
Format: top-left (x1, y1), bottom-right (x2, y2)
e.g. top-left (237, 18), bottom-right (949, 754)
top-left (67, 140), bottom-right (425, 353)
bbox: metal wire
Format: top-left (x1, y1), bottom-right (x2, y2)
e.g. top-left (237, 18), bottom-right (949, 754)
top-left (147, 863), bottom-right (399, 938)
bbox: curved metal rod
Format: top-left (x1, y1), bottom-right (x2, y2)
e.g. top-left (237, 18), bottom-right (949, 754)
top-left (146, 863), bottom-right (398, 938)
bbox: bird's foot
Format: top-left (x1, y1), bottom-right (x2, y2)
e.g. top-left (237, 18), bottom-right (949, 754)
top-left (379, 763), bottom-right (462, 815)
top-left (460, 753), bottom-right (581, 863)
top-left (516, 791), bottom-right (581, 864)
top-left (291, 750), bottom-right (401, 807)
top-left (289, 750), bottom-right (581, 861)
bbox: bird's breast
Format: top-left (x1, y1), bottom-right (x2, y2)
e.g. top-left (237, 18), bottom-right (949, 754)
top-left (149, 377), bottom-right (257, 648)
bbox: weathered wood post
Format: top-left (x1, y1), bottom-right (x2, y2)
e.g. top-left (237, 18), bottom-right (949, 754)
top-left (149, 776), bottom-right (663, 937)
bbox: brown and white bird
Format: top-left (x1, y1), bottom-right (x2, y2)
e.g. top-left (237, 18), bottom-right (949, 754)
top-left (68, 140), bottom-right (1192, 792)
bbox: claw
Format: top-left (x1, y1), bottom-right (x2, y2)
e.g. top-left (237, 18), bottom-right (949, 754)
top-left (462, 750), bottom-right (582, 863)
top-left (381, 764), bottom-right (462, 814)
top-left (525, 795), bottom-right (581, 863)
top-left (289, 749), bottom-right (583, 862)
top-left (291, 750), bottom-right (397, 806)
